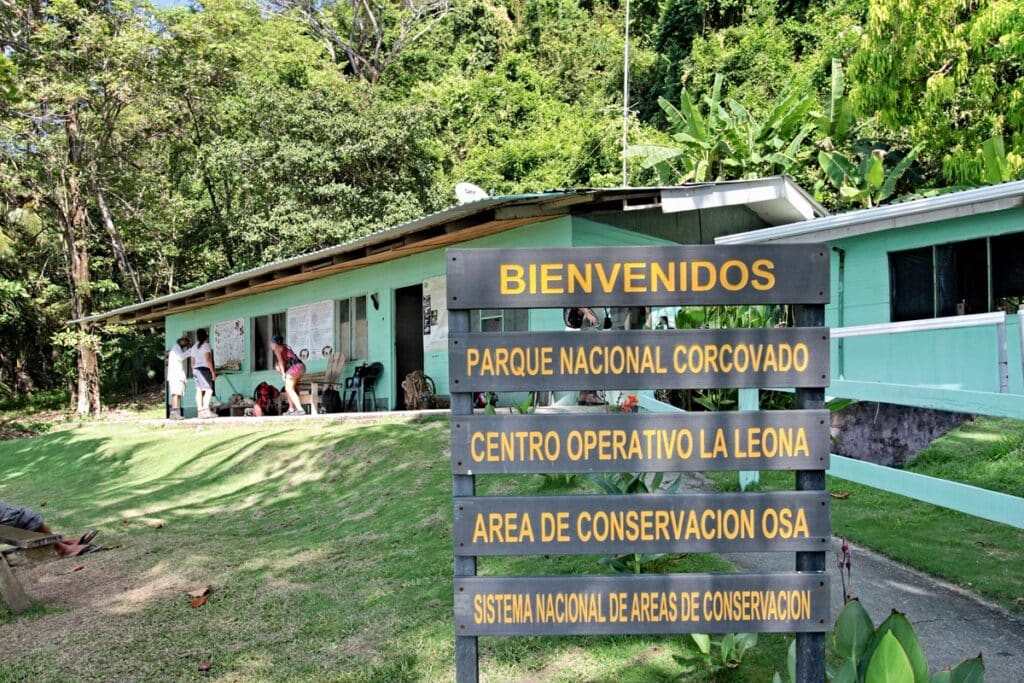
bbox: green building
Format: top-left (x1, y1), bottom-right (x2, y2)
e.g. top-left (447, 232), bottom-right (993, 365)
top-left (85, 178), bottom-right (822, 415)
top-left (718, 179), bottom-right (1024, 418)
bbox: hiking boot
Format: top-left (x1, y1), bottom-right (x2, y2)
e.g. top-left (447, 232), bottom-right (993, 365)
top-left (168, 413), bottom-right (184, 421)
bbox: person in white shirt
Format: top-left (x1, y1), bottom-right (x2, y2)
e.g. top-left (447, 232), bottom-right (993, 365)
top-left (166, 336), bottom-right (191, 420)
top-left (190, 329), bottom-right (217, 418)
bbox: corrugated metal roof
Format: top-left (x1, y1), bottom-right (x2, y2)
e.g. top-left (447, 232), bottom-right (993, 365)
top-left (715, 179), bottom-right (1024, 245)
top-left (79, 178), bottom-right (825, 325)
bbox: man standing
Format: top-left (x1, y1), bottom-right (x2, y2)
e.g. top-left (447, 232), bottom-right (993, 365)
top-left (166, 336), bottom-right (190, 420)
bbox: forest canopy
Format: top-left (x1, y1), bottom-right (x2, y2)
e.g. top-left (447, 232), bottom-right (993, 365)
top-left (0, 0), bottom-right (1021, 410)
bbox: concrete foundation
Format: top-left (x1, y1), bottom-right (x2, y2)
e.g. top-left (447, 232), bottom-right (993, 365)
top-left (830, 401), bottom-right (972, 467)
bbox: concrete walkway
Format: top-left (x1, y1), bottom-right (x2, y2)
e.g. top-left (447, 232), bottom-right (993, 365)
top-left (722, 539), bottom-right (1024, 680)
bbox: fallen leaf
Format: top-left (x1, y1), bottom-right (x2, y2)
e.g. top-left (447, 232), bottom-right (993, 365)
top-left (186, 585), bottom-right (212, 599)
top-left (198, 660), bottom-right (212, 672)
top-left (71, 565), bottom-right (85, 573)
top-left (190, 595), bottom-right (209, 608)
top-left (39, 500), bottom-right (46, 508)
top-left (829, 491), bottom-right (850, 500)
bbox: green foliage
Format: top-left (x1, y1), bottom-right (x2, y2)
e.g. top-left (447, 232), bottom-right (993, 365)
top-left (629, 74), bottom-right (815, 182)
top-left (674, 632), bottom-right (759, 676)
top-left (586, 470), bottom-right (682, 573)
top-left (816, 144), bottom-right (923, 208)
top-left (849, 0), bottom-right (1024, 185)
top-left (827, 600), bottom-right (985, 683)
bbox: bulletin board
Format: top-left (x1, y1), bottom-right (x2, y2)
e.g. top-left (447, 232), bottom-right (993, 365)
top-left (286, 300), bottom-right (335, 360)
top-left (213, 318), bottom-right (245, 370)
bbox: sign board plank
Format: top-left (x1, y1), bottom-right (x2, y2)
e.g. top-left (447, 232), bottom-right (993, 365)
top-left (454, 491), bottom-right (829, 555)
top-left (451, 410), bottom-right (829, 474)
top-left (455, 573), bottom-right (830, 636)
top-left (449, 328), bottom-right (829, 391)
top-left (446, 245), bottom-right (829, 308)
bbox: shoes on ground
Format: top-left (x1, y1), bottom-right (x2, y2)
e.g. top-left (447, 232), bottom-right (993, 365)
top-left (168, 413), bottom-right (184, 421)
top-left (284, 409), bottom-right (305, 416)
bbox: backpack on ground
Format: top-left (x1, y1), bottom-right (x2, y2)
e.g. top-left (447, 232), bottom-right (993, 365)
top-left (321, 388), bottom-right (342, 413)
top-left (251, 381), bottom-right (280, 416)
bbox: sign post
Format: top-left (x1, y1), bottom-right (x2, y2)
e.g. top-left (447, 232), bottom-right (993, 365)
top-left (447, 245), bottom-right (830, 683)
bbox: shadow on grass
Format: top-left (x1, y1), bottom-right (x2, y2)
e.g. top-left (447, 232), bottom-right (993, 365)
top-left (0, 417), bottom-right (787, 681)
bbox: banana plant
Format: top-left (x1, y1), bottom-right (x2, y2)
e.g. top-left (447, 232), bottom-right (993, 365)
top-left (980, 135), bottom-right (1024, 184)
top-left (817, 144), bottom-right (923, 208)
top-left (628, 74), bottom-right (816, 183)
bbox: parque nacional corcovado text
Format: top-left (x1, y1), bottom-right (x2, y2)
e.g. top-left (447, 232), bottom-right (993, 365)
top-left (465, 255), bottom-right (811, 378)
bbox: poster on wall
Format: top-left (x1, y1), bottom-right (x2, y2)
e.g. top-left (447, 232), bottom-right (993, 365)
top-left (286, 300), bottom-right (335, 360)
top-left (213, 318), bottom-right (245, 371)
top-left (423, 276), bottom-right (448, 353)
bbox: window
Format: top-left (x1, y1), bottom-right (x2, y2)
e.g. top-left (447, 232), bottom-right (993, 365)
top-left (338, 296), bottom-right (368, 360)
top-left (252, 313), bottom-right (285, 371)
top-left (889, 231), bottom-right (1024, 321)
top-left (471, 309), bottom-right (529, 332)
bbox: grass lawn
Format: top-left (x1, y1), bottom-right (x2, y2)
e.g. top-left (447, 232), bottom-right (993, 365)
top-left (1, 417), bottom-right (791, 682)
top-left (710, 416), bottom-right (1024, 614)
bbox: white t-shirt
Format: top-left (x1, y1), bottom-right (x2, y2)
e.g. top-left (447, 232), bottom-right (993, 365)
top-left (167, 345), bottom-right (189, 382)
top-left (191, 341), bottom-right (212, 370)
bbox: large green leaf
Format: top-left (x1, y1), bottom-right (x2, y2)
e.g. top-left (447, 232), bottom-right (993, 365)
top-left (819, 151), bottom-right (853, 189)
top-left (878, 144), bottom-right (923, 202)
top-left (691, 633), bottom-right (711, 655)
top-left (875, 612), bottom-right (929, 683)
top-left (864, 153), bottom-right (885, 189)
top-left (833, 599), bottom-right (875, 663)
top-left (865, 632), bottom-right (915, 683)
top-left (948, 656), bottom-right (984, 683)
top-left (981, 136), bottom-right (1009, 184)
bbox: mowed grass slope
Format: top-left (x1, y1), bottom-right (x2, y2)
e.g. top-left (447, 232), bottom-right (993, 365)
top-left (0, 418), bottom-right (790, 682)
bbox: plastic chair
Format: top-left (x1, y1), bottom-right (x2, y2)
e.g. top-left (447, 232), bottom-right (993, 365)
top-left (343, 362), bottom-right (384, 412)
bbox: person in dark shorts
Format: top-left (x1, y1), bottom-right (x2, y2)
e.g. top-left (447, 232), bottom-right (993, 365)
top-left (0, 501), bottom-right (100, 556)
top-left (190, 329), bottom-right (217, 418)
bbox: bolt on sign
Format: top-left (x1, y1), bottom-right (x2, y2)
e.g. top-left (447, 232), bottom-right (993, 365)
top-left (446, 245), bottom-right (831, 683)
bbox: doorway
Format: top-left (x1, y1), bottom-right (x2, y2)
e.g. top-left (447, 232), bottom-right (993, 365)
top-left (394, 284), bottom-right (424, 409)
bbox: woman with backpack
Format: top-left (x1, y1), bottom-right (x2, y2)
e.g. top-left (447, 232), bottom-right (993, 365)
top-left (271, 334), bottom-right (306, 416)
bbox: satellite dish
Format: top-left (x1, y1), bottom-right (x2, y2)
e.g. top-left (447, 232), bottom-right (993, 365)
top-left (455, 182), bottom-right (489, 204)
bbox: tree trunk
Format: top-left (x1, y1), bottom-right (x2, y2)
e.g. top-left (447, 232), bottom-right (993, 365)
top-left (59, 107), bottom-right (101, 416)
top-left (95, 188), bottom-right (143, 303)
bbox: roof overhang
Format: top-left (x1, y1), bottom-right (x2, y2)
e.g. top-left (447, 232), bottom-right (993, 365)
top-left (80, 178), bottom-right (826, 326)
top-left (715, 179), bottom-right (1024, 245)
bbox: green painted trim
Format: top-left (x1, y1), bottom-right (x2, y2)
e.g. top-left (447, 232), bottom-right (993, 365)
top-left (828, 379), bottom-right (1024, 419)
top-left (829, 455), bottom-right (1024, 529)
top-left (738, 389), bottom-right (760, 491)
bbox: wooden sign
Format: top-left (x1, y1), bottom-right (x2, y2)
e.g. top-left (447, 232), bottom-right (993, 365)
top-left (449, 328), bottom-right (829, 391)
top-left (446, 245), bottom-right (829, 308)
top-left (455, 573), bottom-right (830, 636)
top-left (451, 410), bottom-right (830, 474)
top-left (454, 491), bottom-right (829, 555)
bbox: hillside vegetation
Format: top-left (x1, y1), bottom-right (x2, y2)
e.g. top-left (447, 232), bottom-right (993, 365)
top-left (1, 0), bottom-right (1022, 409)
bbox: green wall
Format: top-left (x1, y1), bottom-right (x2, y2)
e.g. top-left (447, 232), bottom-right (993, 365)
top-left (166, 217), bottom-right (576, 412)
top-left (827, 206), bottom-right (1024, 394)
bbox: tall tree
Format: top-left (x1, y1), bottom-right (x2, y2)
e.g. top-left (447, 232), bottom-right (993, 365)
top-left (850, 0), bottom-right (1024, 184)
top-left (0, 0), bottom-right (158, 413)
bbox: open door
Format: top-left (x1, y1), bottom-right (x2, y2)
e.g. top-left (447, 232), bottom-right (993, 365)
top-left (394, 284), bottom-right (424, 409)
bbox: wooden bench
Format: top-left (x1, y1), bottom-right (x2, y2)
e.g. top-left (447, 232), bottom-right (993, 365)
top-left (0, 523), bottom-right (62, 614)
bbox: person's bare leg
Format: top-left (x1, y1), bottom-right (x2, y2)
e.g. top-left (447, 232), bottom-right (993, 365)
top-left (284, 375), bottom-right (303, 413)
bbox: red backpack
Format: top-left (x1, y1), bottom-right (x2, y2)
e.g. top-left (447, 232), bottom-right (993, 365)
top-left (252, 382), bottom-right (280, 416)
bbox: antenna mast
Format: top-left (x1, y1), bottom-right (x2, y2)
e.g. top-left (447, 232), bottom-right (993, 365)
top-left (621, 0), bottom-right (631, 187)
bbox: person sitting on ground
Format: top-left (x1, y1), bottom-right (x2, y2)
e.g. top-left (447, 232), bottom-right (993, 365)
top-left (271, 334), bottom-right (306, 416)
top-left (190, 329), bottom-right (217, 418)
top-left (0, 501), bottom-right (100, 556)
